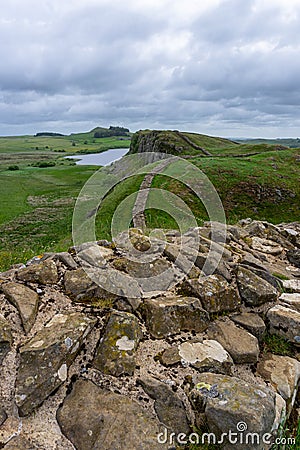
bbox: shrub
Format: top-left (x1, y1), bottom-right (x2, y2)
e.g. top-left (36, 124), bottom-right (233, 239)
top-left (8, 165), bottom-right (20, 171)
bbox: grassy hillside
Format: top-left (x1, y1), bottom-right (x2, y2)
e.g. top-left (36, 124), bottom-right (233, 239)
top-left (0, 127), bottom-right (299, 272)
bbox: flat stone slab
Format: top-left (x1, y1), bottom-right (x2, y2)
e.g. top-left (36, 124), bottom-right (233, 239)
top-left (232, 313), bottom-right (266, 341)
top-left (207, 319), bottom-right (260, 364)
top-left (15, 312), bottom-right (96, 416)
top-left (236, 266), bottom-right (278, 306)
top-left (57, 379), bottom-right (169, 450)
top-left (282, 279), bottom-right (300, 293)
top-left (2, 282), bottom-right (39, 333)
top-left (251, 236), bottom-right (283, 255)
top-left (139, 296), bottom-right (209, 338)
top-left (178, 339), bottom-right (233, 374)
top-left (189, 372), bottom-right (276, 450)
top-left (267, 305), bottom-right (300, 345)
top-left (93, 311), bottom-right (142, 376)
top-left (257, 353), bottom-right (300, 415)
top-left (279, 293), bottom-right (300, 311)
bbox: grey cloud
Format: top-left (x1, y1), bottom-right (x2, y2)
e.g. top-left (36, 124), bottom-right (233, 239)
top-left (0, 0), bottom-right (300, 137)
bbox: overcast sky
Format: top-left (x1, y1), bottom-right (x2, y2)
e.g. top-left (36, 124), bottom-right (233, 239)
top-left (1, 0), bottom-right (300, 137)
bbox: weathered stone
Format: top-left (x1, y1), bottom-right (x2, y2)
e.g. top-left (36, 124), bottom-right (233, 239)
top-left (267, 305), bottom-right (300, 345)
top-left (178, 340), bottom-right (233, 374)
top-left (57, 379), bottom-right (169, 450)
top-left (282, 279), bottom-right (300, 293)
top-left (0, 315), bottom-right (12, 365)
top-left (64, 268), bottom-right (94, 298)
top-left (2, 282), bottom-right (39, 333)
top-left (0, 407), bottom-right (6, 426)
top-left (17, 259), bottom-right (58, 284)
top-left (236, 266), bottom-right (278, 306)
top-left (279, 293), bottom-right (300, 311)
top-left (287, 249), bottom-right (300, 268)
top-left (15, 312), bottom-right (96, 416)
top-left (0, 418), bottom-right (22, 448)
top-left (189, 372), bottom-right (276, 450)
top-left (239, 252), bottom-right (268, 271)
top-left (242, 265), bottom-right (282, 290)
top-left (53, 252), bottom-right (78, 269)
top-left (187, 275), bottom-right (240, 313)
top-left (251, 236), bottom-right (283, 255)
top-left (138, 376), bottom-right (190, 434)
top-left (112, 256), bottom-right (182, 292)
top-left (115, 228), bottom-right (152, 252)
top-left (194, 253), bottom-right (232, 281)
top-left (232, 313), bottom-right (266, 341)
top-left (139, 296), bottom-right (209, 338)
top-left (257, 353), bottom-right (300, 415)
top-left (207, 319), bottom-right (260, 364)
top-left (77, 244), bottom-right (112, 268)
top-left (163, 243), bottom-right (197, 276)
top-left (89, 267), bottom-right (142, 299)
top-left (93, 311), bottom-right (142, 376)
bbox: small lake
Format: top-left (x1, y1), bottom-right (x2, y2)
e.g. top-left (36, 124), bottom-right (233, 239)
top-left (66, 148), bottom-right (129, 166)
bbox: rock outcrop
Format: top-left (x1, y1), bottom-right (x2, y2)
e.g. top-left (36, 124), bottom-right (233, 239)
top-left (0, 218), bottom-right (300, 449)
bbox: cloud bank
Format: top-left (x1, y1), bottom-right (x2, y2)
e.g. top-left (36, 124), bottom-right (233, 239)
top-left (1, 0), bottom-right (300, 137)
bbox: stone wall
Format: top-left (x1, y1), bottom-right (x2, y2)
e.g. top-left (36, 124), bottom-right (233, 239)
top-left (0, 219), bottom-right (300, 449)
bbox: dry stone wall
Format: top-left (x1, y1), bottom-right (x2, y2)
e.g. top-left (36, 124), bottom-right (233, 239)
top-left (0, 219), bottom-right (300, 449)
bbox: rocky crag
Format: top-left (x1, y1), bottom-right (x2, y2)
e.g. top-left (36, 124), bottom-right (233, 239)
top-left (0, 219), bottom-right (300, 449)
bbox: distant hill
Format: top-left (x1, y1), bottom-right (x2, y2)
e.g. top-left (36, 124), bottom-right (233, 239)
top-left (69, 126), bottom-right (131, 141)
top-left (236, 137), bottom-right (300, 148)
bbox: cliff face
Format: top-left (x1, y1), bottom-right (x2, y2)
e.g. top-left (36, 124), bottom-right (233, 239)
top-left (129, 130), bottom-right (186, 155)
top-left (0, 219), bottom-right (300, 448)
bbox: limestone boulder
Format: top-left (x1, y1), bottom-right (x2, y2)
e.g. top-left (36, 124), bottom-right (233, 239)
top-left (207, 319), bottom-right (260, 364)
top-left (15, 312), bottom-right (96, 416)
top-left (93, 311), bottom-right (142, 376)
top-left (186, 275), bottom-right (240, 313)
top-left (17, 259), bottom-right (58, 284)
top-left (236, 266), bottom-right (278, 306)
top-left (57, 379), bottom-right (169, 450)
top-left (267, 305), bottom-right (300, 345)
top-left (139, 296), bottom-right (209, 338)
top-left (189, 372), bottom-right (276, 450)
top-left (2, 282), bottom-right (39, 333)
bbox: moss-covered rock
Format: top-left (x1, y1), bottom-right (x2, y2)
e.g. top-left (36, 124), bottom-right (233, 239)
top-left (93, 311), bottom-right (142, 376)
top-left (15, 312), bottom-right (96, 416)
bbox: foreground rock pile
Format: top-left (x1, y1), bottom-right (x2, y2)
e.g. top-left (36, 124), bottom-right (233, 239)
top-left (0, 219), bottom-right (300, 449)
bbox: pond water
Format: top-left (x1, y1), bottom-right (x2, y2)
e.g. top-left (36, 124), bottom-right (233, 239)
top-left (66, 148), bottom-right (129, 166)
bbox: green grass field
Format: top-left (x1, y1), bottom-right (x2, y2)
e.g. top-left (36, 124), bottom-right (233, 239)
top-left (0, 128), bottom-right (299, 272)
